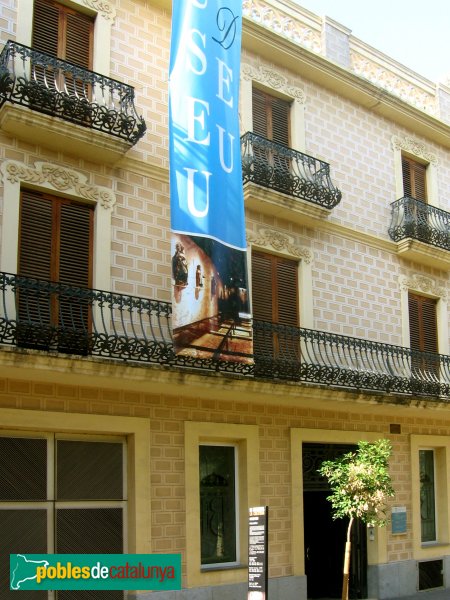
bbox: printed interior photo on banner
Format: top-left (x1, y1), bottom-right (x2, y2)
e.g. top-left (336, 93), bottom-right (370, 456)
top-left (171, 233), bottom-right (252, 363)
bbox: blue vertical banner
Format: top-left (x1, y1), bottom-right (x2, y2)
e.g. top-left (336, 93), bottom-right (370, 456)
top-left (169, 0), bottom-right (253, 363)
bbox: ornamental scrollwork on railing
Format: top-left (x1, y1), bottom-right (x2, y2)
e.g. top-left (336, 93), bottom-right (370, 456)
top-left (241, 132), bottom-right (342, 209)
top-left (1, 272), bottom-right (449, 398)
top-left (0, 41), bottom-right (146, 145)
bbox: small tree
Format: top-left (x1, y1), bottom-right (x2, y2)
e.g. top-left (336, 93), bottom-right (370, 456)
top-left (318, 439), bottom-right (395, 600)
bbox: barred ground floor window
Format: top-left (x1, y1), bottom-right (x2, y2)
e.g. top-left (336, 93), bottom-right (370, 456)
top-left (0, 433), bottom-right (126, 600)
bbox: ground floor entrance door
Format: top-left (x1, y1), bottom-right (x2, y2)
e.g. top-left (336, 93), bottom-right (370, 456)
top-left (302, 443), bottom-right (367, 599)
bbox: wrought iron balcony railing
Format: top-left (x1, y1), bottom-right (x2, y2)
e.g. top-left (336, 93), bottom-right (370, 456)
top-left (241, 131), bottom-right (342, 209)
top-left (389, 196), bottom-right (450, 251)
top-left (0, 40), bottom-right (146, 144)
top-left (1, 272), bottom-right (449, 399)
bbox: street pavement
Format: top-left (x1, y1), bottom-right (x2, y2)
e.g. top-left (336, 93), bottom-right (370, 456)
top-left (385, 590), bottom-right (450, 600)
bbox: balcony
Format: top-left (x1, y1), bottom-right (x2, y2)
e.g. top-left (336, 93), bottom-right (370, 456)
top-left (388, 197), bottom-right (450, 269)
top-left (0, 41), bottom-right (146, 163)
top-left (1, 272), bottom-right (449, 400)
top-left (241, 132), bottom-right (342, 225)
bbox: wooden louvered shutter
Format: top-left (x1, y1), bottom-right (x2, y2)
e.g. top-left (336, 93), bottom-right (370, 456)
top-left (402, 156), bottom-right (427, 202)
top-left (65, 11), bottom-right (93, 69)
top-left (33, 0), bottom-right (93, 65)
top-left (32, 0), bottom-right (59, 57)
top-left (271, 97), bottom-right (290, 146)
top-left (59, 203), bottom-right (93, 288)
top-left (252, 87), bottom-right (290, 145)
top-left (276, 257), bottom-right (298, 327)
top-left (19, 191), bottom-right (53, 280)
top-left (18, 192), bottom-right (53, 332)
top-left (252, 251), bottom-right (298, 360)
top-left (408, 293), bottom-right (438, 377)
top-left (251, 251), bottom-right (273, 322)
top-left (18, 190), bottom-right (93, 352)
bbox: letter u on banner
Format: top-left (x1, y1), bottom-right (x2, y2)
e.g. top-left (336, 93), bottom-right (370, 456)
top-left (168, 0), bottom-right (253, 364)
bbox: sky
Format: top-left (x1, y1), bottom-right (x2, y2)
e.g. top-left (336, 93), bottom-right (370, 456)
top-left (293, 0), bottom-right (450, 84)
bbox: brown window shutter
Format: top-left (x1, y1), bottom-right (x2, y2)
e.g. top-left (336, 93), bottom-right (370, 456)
top-left (32, 0), bottom-right (94, 67)
top-left (59, 202), bottom-right (93, 288)
top-left (271, 96), bottom-right (290, 146)
top-left (408, 292), bottom-right (438, 353)
top-left (276, 257), bottom-right (298, 326)
top-left (32, 0), bottom-right (60, 57)
top-left (19, 191), bottom-right (53, 280)
top-left (65, 10), bottom-right (94, 69)
top-left (251, 251), bottom-right (273, 322)
top-left (252, 251), bottom-right (298, 325)
top-left (252, 87), bottom-right (269, 138)
top-left (402, 156), bottom-right (427, 202)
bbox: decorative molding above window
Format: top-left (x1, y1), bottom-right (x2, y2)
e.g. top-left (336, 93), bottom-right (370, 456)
top-left (80, 0), bottom-right (116, 20)
top-left (391, 136), bottom-right (439, 166)
top-left (247, 228), bottom-right (312, 263)
top-left (399, 274), bottom-right (447, 302)
top-left (242, 63), bottom-right (306, 105)
top-left (1, 160), bottom-right (116, 210)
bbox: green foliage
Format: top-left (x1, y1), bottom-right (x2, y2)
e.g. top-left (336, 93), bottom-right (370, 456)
top-left (318, 439), bottom-right (395, 526)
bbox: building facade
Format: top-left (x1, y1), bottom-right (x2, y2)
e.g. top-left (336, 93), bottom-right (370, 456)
top-left (1, 0), bottom-right (450, 598)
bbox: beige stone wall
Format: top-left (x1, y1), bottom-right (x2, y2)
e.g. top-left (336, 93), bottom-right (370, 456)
top-left (3, 383), bottom-right (450, 570)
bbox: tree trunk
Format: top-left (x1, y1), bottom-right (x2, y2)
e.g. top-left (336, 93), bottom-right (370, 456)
top-left (342, 516), bottom-right (354, 600)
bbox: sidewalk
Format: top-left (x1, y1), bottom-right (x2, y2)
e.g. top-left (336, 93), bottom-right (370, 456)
top-left (385, 589), bottom-right (450, 600)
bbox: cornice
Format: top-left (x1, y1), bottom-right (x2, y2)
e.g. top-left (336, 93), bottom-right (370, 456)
top-left (242, 20), bottom-right (450, 149)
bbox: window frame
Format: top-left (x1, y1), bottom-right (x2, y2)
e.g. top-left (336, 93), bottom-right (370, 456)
top-left (0, 409), bottom-right (151, 559)
top-left (411, 435), bottom-right (450, 559)
top-left (419, 448), bottom-right (437, 544)
top-left (0, 160), bottom-right (115, 294)
top-left (402, 154), bottom-right (428, 203)
top-left (399, 275), bottom-right (449, 357)
top-left (17, 0), bottom-right (114, 77)
top-left (185, 422), bottom-right (260, 588)
top-left (199, 442), bottom-right (240, 568)
top-left (391, 136), bottom-right (439, 208)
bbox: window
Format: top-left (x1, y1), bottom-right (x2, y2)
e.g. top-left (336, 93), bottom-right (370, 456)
top-left (33, 0), bottom-right (94, 68)
top-left (252, 250), bottom-right (298, 360)
top-left (408, 292), bottom-right (439, 377)
top-left (200, 445), bottom-right (237, 565)
top-left (252, 87), bottom-right (290, 146)
top-left (184, 422), bottom-right (259, 588)
top-left (18, 189), bottom-right (94, 352)
top-left (0, 434), bottom-right (125, 600)
top-left (32, 0), bottom-right (94, 97)
top-left (419, 449), bottom-right (437, 543)
top-left (19, 190), bottom-right (93, 287)
top-left (408, 293), bottom-right (438, 354)
top-left (402, 155), bottom-right (427, 202)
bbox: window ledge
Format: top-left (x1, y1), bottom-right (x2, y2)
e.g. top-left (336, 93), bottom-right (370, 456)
top-left (421, 542), bottom-right (449, 549)
top-left (201, 563), bottom-right (247, 572)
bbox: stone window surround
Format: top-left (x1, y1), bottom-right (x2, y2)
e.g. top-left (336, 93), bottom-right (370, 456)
top-left (391, 136), bottom-right (439, 207)
top-left (411, 435), bottom-right (450, 559)
top-left (16, 0), bottom-right (115, 77)
top-left (184, 421), bottom-right (260, 589)
top-left (399, 274), bottom-right (449, 356)
top-left (241, 63), bottom-right (306, 153)
top-left (246, 227), bottom-right (314, 329)
top-left (0, 408), bottom-right (151, 555)
top-left (0, 159), bottom-right (115, 292)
